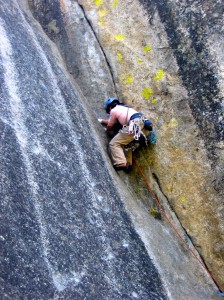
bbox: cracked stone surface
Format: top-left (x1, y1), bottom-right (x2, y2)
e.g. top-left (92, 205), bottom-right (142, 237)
top-left (77, 0), bottom-right (224, 289)
top-left (0, 0), bottom-right (222, 299)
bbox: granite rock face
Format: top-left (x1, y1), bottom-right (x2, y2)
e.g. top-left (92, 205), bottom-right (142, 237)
top-left (139, 0), bottom-right (224, 193)
top-left (0, 1), bottom-right (167, 299)
top-left (0, 0), bottom-right (222, 299)
top-left (29, 0), bottom-right (224, 290)
top-left (76, 0), bottom-right (224, 289)
top-left (28, 0), bottom-right (116, 120)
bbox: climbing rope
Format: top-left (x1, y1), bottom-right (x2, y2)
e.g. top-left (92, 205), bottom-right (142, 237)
top-left (133, 157), bottom-right (224, 294)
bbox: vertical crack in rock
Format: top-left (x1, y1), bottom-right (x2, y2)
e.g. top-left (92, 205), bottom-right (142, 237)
top-left (151, 171), bottom-right (214, 279)
top-left (0, 0), bottom-right (221, 298)
top-left (0, 1), bottom-right (169, 299)
top-left (28, 0), bottom-right (116, 118)
top-left (152, 172), bottom-right (167, 200)
top-left (78, 3), bottom-right (118, 96)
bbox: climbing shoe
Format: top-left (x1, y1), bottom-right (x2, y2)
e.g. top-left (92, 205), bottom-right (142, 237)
top-left (124, 162), bottom-right (132, 173)
top-left (114, 162), bottom-right (132, 173)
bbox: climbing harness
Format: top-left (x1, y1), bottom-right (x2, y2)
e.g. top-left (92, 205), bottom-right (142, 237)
top-left (121, 112), bottom-right (148, 148)
top-left (129, 115), bottom-right (145, 141)
top-left (134, 157), bottom-right (224, 294)
top-left (123, 120), bottom-right (157, 152)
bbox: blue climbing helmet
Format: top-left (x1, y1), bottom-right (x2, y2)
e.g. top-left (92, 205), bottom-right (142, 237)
top-left (104, 98), bottom-right (120, 113)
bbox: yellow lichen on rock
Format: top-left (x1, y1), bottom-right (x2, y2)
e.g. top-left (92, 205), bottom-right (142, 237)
top-left (81, 0), bottom-right (224, 286)
top-left (122, 74), bottom-right (133, 84)
top-left (116, 52), bottom-right (123, 62)
top-left (98, 9), bottom-right (108, 17)
top-left (154, 70), bottom-right (164, 81)
top-left (94, 0), bottom-right (104, 7)
top-left (98, 9), bottom-right (108, 25)
top-left (111, 0), bottom-right (119, 8)
top-left (142, 88), bottom-right (153, 100)
top-left (143, 45), bottom-right (152, 53)
top-left (115, 34), bottom-right (125, 41)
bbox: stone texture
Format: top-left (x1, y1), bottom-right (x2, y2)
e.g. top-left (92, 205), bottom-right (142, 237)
top-left (28, 0), bottom-right (116, 121)
top-left (76, 0), bottom-right (224, 288)
top-left (0, 1), bottom-right (167, 298)
top-left (0, 0), bottom-right (221, 299)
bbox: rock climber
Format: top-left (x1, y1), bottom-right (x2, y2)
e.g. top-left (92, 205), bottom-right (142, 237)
top-left (98, 98), bottom-right (153, 173)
